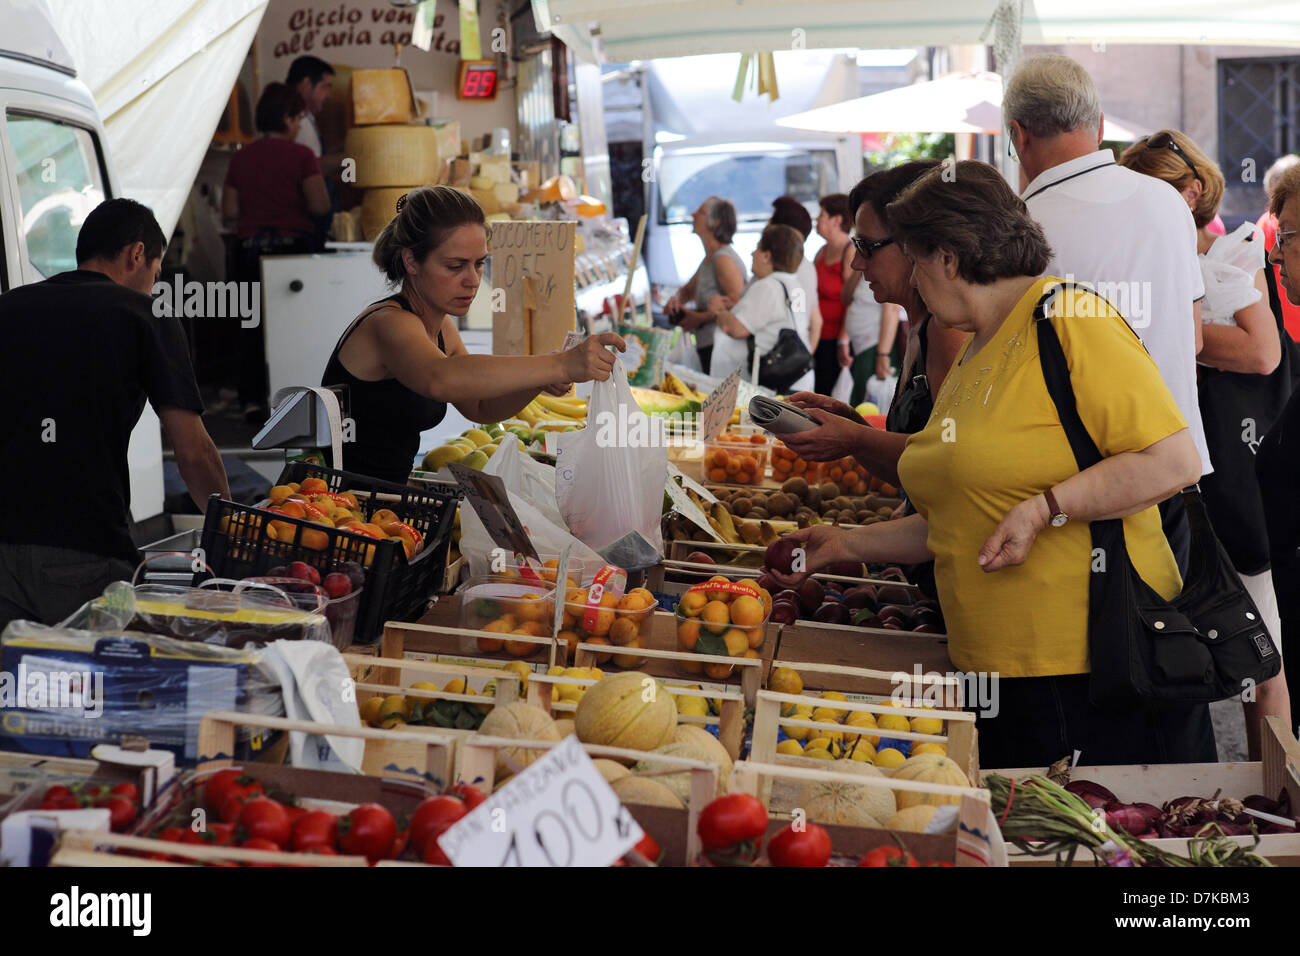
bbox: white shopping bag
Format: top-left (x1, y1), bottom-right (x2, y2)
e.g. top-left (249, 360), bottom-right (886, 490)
top-left (865, 374), bottom-right (898, 415)
top-left (1200, 222), bottom-right (1265, 325)
top-left (831, 366), bottom-right (853, 403)
top-left (554, 362), bottom-right (667, 555)
top-left (459, 487), bottom-right (607, 584)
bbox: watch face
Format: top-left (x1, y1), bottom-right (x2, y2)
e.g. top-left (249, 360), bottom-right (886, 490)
top-left (1051, 514), bottom-right (1069, 528)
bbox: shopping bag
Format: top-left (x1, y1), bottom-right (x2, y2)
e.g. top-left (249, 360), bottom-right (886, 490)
top-left (459, 487), bottom-right (607, 584)
top-left (554, 362), bottom-right (668, 555)
top-left (831, 366), bottom-right (853, 403)
top-left (1200, 223), bottom-right (1265, 324)
top-left (665, 327), bottom-right (702, 372)
top-left (865, 373), bottom-right (898, 414)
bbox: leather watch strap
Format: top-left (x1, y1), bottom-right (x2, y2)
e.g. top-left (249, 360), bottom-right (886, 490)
top-left (1044, 487), bottom-right (1066, 524)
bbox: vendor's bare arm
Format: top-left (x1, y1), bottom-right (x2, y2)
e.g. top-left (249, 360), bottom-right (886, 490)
top-left (159, 407), bottom-right (229, 512)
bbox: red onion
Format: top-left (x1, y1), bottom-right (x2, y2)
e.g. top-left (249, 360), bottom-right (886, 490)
top-left (1064, 780), bottom-right (1118, 810)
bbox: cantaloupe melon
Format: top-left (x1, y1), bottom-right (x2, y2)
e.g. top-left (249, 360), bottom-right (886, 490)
top-left (885, 805), bottom-right (941, 833)
top-left (592, 759), bottom-right (630, 784)
top-left (575, 672), bottom-right (676, 752)
top-left (796, 760), bottom-right (895, 829)
top-left (475, 702), bottom-right (560, 777)
top-left (553, 718), bottom-right (576, 740)
top-left (633, 741), bottom-right (727, 804)
top-left (610, 775), bottom-right (683, 809)
top-left (670, 724), bottom-right (733, 773)
top-left (891, 754), bottom-right (969, 810)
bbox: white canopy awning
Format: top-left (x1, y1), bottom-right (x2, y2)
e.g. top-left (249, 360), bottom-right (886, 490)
top-left (40, 0), bottom-right (268, 238)
top-left (534, 0), bottom-right (1300, 63)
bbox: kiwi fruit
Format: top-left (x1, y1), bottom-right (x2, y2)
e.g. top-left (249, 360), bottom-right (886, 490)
top-left (805, 487), bottom-right (822, 509)
top-left (823, 509), bottom-right (839, 521)
top-left (739, 520), bottom-right (762, 544)
top-left (850, 497), bottom-right (868, 511)
top-left (876, 507), bottom-right (894, 518)
top-left (781, 476), bottom-right (809, 501)
top-left (833, 496), bottom-right (853, 512)
top-left (767, 492), bottom-right (794, 517)
top-left (749, 507), bottom-right (769, 520)
top-left (855, 510), bottom-right (874, 524)
top-left (819, 482), bottom-right (840, 501)
top-left (796, 513), bottom-right (813, 529)
top-left (730, 496), bottom-right (752, 517)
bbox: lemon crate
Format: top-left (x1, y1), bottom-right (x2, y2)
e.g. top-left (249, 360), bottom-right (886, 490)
top-left (344, 652), bottom-right (522, 780)
top-left (454, 734), bottom-right (721, 866)
top-left (50, 711), bottom-right (454, 867)
top-left (985, 716), bottom-right (1300, 867)
top-left (521, 671), bottom-right (747, 761)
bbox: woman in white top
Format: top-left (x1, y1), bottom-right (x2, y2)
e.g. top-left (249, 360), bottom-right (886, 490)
top-left (841, 270), bottom-right (904, 407)
top-left (1121, 129), bottom-right (1290, 760)
top-left (768, 196), bottom-right (823, 356)
top-left (705, 224), bottom-right (814, 393)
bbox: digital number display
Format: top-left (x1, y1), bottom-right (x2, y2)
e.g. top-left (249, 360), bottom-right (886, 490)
top-left (458, 61), bottom-right (498, 100)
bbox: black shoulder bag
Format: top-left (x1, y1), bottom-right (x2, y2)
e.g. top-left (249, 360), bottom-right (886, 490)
top-left (1033, 283), bottom-right (1281, 709)
top-left (746, 278), bottom-right (813, 393)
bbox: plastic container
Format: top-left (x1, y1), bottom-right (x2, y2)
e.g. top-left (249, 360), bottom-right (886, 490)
top-left (240, 577), bottom-right (363, 650)
top-left (457, 575), bottom-right (557, 660)
top-left (702, 432), bottom-right (771, 486)
top-left (770, 441), bottom-right (822, 485)
top-left (496, 554), bottom-right (586, 588)
top-left (559, 585), bottom-right (659, 667)
top-left (673, 576), bottom-right (770, 679)
top-left (197, 462), bottom-right (457, 644)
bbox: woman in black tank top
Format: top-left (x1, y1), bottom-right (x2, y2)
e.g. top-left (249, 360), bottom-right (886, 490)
top-left (321, 187), bottom-right (626, 484)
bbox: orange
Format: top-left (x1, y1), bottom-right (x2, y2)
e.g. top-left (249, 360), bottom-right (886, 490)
top-left (792, 459), bottom-right (806, 475)
top-left (701, 600), bottom-right (731, 633)
top-left (729, 594), bottom-right (764, 627)
top-left (679, 591), bottom-right (707, 617)
top-left (609, 617), bottom-right (640, 646)
top-left (739, 456), bottom-right (757, 474)
top-left (745, 626), bottom-right (764, 649)
top-left (724, 457), bottom-right (741, 475)
top-left (477, 635), bottom-right (504, 653)
top-left (722, 628), bottom-right (749, 657)
top-left (708, 468), bottom-right (727, 482)
top-left (677, 620), bottom-right (700, 651)
top-left (585, 636), bottom-right (613, 664)
top-left (704, 661), bottom-right (735, 680)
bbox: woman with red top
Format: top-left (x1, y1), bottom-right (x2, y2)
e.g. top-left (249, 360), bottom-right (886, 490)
top-left (813, 193), bottom-right (855, 394)
top-left (223, 82), bottom-right (331, 420)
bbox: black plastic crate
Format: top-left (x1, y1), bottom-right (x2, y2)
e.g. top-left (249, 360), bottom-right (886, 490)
top-left (196, 462), bottom-right (458, 643)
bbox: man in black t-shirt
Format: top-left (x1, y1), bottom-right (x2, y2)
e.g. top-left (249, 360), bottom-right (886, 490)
top-left (0, 199), bottom-right (229, 631)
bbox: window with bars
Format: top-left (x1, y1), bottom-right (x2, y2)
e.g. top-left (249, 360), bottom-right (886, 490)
top-left (1218, 56), bottom-right (1300, 225)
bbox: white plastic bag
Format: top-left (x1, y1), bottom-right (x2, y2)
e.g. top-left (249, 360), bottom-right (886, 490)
top-left (554, 362), bottom-right (668, 555)
top-left (487, 436), bottom-right (564, 528)
top-left (665, 327), bottom-right (702, 372)
top-left (865, 374), bottom-right (898, 415)
top-left (831, 366), bottom-right (853, 403)
top-left (460, 487), bottom-right (607, 584)
top-left (1200, 222), bottom-right (1265, 325)
top-left (261, 641), bottom-right (364, 774)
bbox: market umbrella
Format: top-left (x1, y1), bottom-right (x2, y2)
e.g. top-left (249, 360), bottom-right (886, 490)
top-left (774, 71), bottom-right (1148, 141)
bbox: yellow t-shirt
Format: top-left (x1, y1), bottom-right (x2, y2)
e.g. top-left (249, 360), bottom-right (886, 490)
top-left (897, 277), bottom-right (1187, 677)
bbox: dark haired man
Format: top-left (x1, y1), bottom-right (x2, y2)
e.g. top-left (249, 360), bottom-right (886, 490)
top-left (285, 55), bottom-right (335, 159)
top-left (0, 199), bottom-right (228, 631)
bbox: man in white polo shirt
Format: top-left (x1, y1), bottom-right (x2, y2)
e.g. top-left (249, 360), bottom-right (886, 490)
top-left (1006, 53), bottom-right (1208, 573)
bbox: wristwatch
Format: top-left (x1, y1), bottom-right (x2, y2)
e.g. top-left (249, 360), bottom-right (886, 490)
top-left (1044, 488), bottom-right (1069, 528)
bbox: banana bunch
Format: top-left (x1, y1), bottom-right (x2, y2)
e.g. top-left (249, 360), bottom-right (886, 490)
top-left (518, 392), bottom-right (587, 427)
top-left (661, 371), bottom-right (707, 403)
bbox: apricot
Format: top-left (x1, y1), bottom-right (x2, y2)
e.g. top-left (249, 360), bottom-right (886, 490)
top-left (276, 501), bottom-right (307, 519)
top-left (708, 468), bottom-right (727, 482)
top-left (300, 528), bottom-right (330, 551)
top-left (372, 508), bottom-right (399, 526)
top-left (585, 636), bottom-right (612, 664)
top-left (729, 595), bottom-right (764, 627)
top-left (609, 617), bottom-right (639, 646)
top-left (300, 477), bottom-right (329, 495)
top-left (704, 661), bottom-right (735, 680)
top-left (268, 485), bottom-right (295, 504)
top-left (679, 591), bottom-right (707, 617)
top-left (701, 600), bottom-right (731, 632)
top-left (612, 639), bottom-right (646, 669)
top-left (677, 619), bottom-right (700, 650)
top-left (722, 628), bottom-right (750, 656)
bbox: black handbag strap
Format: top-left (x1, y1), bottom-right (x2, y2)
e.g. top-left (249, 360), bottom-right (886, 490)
top-left (1032, 282), bottom-right (1105, 472)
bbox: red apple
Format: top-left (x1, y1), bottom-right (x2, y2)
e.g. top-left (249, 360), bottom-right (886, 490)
top-left (764, 537), bottom-right (802, 575)
top-left (288, 561), bottom-right (320, 586)
top-left (322, 572), bottom-right (352, 599)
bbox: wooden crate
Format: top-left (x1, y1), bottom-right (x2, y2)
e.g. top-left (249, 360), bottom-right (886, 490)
top-left (727, 758), bottom-right (998, 866)
top-left (379, 619), bottom-right (567, 672)
top-left (986, 716), bottom-right (1300, 867)
top-left (455, 734), bottom-right (720, 865)
top-left (522, 671), bottom-right (747, 760)
top-left (774, 620), bottom-right (953, 685)
top-left (649, 555), bottom-right (915, 592)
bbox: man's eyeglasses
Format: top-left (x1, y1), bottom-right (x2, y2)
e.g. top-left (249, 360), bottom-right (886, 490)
top-left (852, 235), bottom-right (895, 259)
top-left (1277, 229), bottom-right (1298, 251)
top-left (1144, 131), bottom-right (1201, 184)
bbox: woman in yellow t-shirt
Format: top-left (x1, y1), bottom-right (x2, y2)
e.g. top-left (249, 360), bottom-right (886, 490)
top-left (768, 161), bottom-right (1215, 769)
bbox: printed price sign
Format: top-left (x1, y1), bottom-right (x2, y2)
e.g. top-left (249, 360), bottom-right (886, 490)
top-left (439, 735), bottom-right (644, 867)
top-left (665, 477), bottom-right (723, 542)
top-left (447, 463), bottom-right (540, 564)
top-left (698, 369), bottom-right (740, 442)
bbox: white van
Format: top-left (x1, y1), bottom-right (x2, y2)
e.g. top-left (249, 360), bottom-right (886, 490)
top-left (0, 20), bottom-right (165, 526)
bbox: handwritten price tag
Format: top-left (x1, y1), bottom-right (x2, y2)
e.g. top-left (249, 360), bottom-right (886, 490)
top-left (439, 735), bottom-right (643, 867)
top-left (447, 463), bottom-right (540, 564)
top-left (667, 461), bottom-right (717, 503)
top-left (698, 369), bottom-right (740, 442)
top-left (665, 477), bottom-right (723, 542)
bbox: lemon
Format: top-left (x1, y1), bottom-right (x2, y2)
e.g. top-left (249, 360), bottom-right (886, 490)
top-left (812, 706), bottom-right (843, 725)
top-left (801, 748), bottom-right (835, 761)
top-left (878, 713), bottom-right (910, 733)
top-left (443, 678), bottom-right (467, 695)
top-left (502, 660), bottom-right (531, 691)
top-left (378, 694), bottom-right (411, 722)
top-left (846, 710), bottom-right (878, 727)
top-left (547, 665), bottom-right (565, 676)
top-left (462, 428), bottom-right (493, 447)
top-left (405, 681), bottom-right (439, 711)
top-left (911, 742), bottom-right (948, 756)
top-left (769, 666), bottom-right (803, 696)
top-left (848, 741), bottom-right (877, 762)
top-left (474, 682), bottom-right (494, 713)
top-left (874, 747), bottom-right (906, 769)
top-left (776, 739), bottom-right (804, 756)
top-left (805, 737), bottom-right (832, 752)
top-left (785, 722), bottom-right (811, 741)
top-left (558, 680), bottom-right (584, 703)
top-left (910, 716), bottom-right (944, 736)
top-left (359, 696), bottom-right (385, 725)
top-left (380, 713), bottom-right (407, 729)
top-left (676, 695), bottom-right (709, 717)
top-left (421, 444), bottom-right (467, 471)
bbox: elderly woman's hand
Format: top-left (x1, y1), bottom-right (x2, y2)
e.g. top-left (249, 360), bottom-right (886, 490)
top-left (788, 392), bottom-right (867, 425)
top-left (780, 408), bottom-right (874, 463)
top-left (764, 525), bottom-right (857, 589)
top-left (978, 495), bottom-right (1051, 572)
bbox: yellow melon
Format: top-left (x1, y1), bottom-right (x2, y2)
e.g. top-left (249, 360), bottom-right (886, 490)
top-left (633, 741), bottom-right (728, 804)
top-left (553, 718), bottom-right (576, 739)
top-left (592, 758), bottom-right (631, 783)
top-left (796, 760), bottom-right (895, 829)
top-left (610, 775), bottom-right (683, 809)
top-left (475, 702), bottom-right (560, 777)
top-left (574, 671), bottom-right (677, 752)
top-left (670, 724), bottom-right (734, 773)
top-left (891, 754), bottom-right (970, 810)
top-left (885, 805), bottom-right (942, 833)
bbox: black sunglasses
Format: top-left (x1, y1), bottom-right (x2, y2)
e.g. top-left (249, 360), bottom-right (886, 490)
top-left (852, 235), bottom-right (895, 259)
top-left (1144, 131), bottom-right (1201, 183)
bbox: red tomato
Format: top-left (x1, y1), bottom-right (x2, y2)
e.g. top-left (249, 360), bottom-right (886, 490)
top-left (337, 804), bottom-right (396, 863)
top-left (207, 771), bottom-right (264, 816)
top-left (95, 796), bottom-right (137, 832)
top-left (629, 832), bottom-right (661, 864)
top-left (767, 823), bottom-right (832, 867)
top-left (423, 834), bottom-right (452, 866)
top-left (389, 829), bottom-right (409, 860)
top-left (447, 783), bottom-right (486, 810)
top-left (40, 794), bottom-right (81, 810)
top-left (43, 785), bottom-right (73, 802)
top-left (697, 793), bottom-right (768, 865)
top-left (289, 810), bottom-right (338, 853)
top-left (858, 846), bottom-right (919, 867)
top-left (239, 836), bottom-right (281, 865)
top-left (238, 798), bottom-right (292, 848)
top-left (110, 782), bottom-right (139, 803)
top-left (409, 796), bottom-right (468, 856)
top-left (208, 823), bottom-right (237, 846)
top-left (925, 861), bottom-right (955, 867)
top-left (304, 846), bottom-right (337, 856)
top-left (157, 827), bottom-right (185, 843)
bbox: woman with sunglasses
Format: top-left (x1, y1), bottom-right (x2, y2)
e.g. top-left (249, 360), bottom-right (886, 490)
top-left (1120, 130), bottom-right (1291, 759)
top-left (781, 162), bottom-right (968, 490)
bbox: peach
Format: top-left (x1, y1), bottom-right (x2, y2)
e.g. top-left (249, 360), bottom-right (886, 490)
top-left (300, 477), bottom-right (329, 495)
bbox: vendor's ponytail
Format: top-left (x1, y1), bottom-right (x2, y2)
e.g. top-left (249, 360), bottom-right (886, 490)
top-left (372, 185), bottom-right (486, 283)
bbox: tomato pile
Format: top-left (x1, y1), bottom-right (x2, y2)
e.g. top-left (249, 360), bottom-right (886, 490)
top-left (139, 770), bottom-right (487, 866)
top-left (38, 781), bottom-right (139, 832)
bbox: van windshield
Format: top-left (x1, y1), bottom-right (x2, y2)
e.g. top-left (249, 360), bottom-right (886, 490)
top-left (657, 149), bottom-right (837, 226)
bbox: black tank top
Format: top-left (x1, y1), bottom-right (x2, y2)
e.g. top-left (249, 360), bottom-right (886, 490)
top-left (321, 294), bottom-right (447, 485)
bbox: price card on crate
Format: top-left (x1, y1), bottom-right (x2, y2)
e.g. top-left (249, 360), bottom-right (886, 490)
top-left (665, 476), bottom-right (723, 543)
top-left (668, 461), bottom-right (717, 503)
top-left (447, 463), bottom-right (540, 564)
top-left (439, 734), bottom-right (644, 867)
top-left (698, 369), bottom-right (740, 442)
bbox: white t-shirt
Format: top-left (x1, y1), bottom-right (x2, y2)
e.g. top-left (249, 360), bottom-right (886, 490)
top-left (1023, 150), bottom-right (1211, 474)
top-left (844, 277), bottom-right (881, 353)
top-left (710, 271), bottom-right (813, 392)
top-left (296, 112), bottom-right (323, 157)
